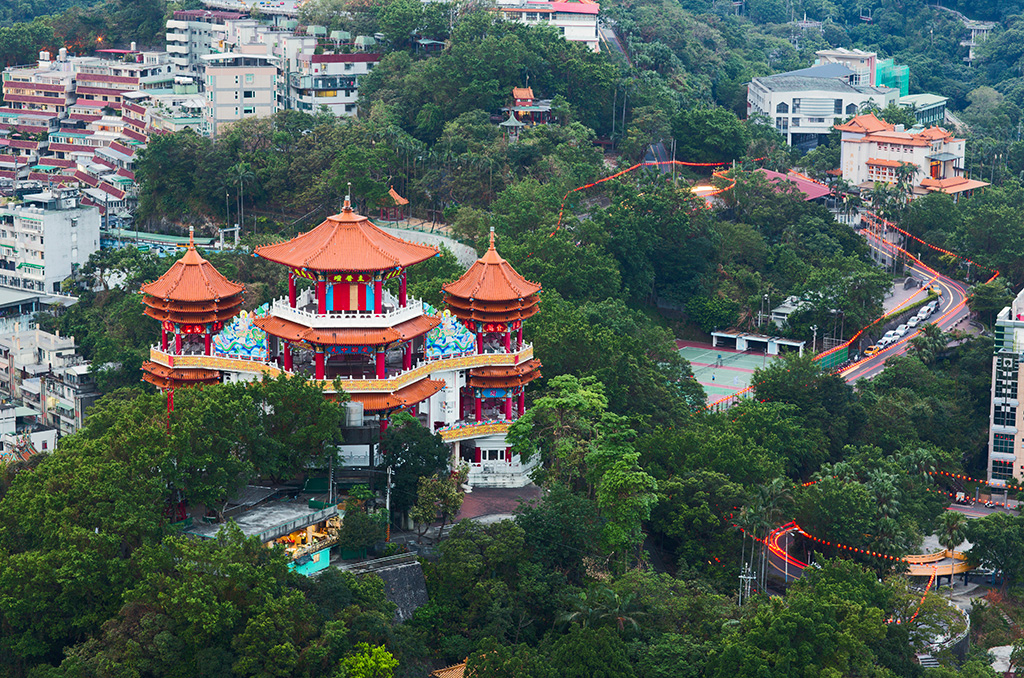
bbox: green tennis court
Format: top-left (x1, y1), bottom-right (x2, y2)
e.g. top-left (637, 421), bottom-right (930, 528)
top-left (677, 342), bottom-right (779, 403)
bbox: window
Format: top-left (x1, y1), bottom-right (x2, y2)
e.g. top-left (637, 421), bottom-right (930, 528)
top-left (243, 90), bottom-right (255, 98)
top-left (992, 459), bottom-right (1014, 481)
top-left (834, 99), bottom-right (843, 115)
top-left (344, 63), bottom-right (353, 71)
top-left (243, 107), bottom-right (255, 114)
top-left (776, 102), bottom-right (789, 113)
top-left (994, 433), bottom-right (1015, 456)
top-left (808, 117), bottom-right (825, 123)
top-left (345, 103), bottom-right (355, 112)
top-left (245, 73), bottom-right (254, 84)
top-left (995, 403), bottom-right (1017, 427)
top-left (792, 98), bottom-right (801, 113)
top-left (775, 117), bottom-right (788, 131)
top-left (846, 103), bottom-right (857, 115)
top-left (792, 117), bottom-right (801, 127)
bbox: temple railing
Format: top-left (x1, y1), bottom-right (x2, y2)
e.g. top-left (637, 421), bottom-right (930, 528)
top-left (438, 419), bottom-right (512, 442)
top-left (149, 344), bottom-right (534, 393)
top-left (269, 292), bottom-right (427, 329)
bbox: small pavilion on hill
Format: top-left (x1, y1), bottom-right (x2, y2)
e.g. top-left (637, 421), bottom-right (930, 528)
top-left (443, 228), bottom-right (542, 424)
top-left (140, 230), bottom-right (244, 393)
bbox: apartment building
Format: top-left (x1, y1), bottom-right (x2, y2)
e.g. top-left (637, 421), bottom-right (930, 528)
top-left (492, 0), bottom-right (600, 52)
top-left (288, 53), bottom-right (379, 116)
top-left (166, 9), bottom-right (246, 78)
top-left (0, 325), bottom-right (78, 401)
top-left (202, 49), bottom-right (278, 137)
top-left (0, 188), bottom-right (100, 294)
top-left (42, 362), bottom-right (99, 436)
top-left (988, 287), bottom-right (1024, 486)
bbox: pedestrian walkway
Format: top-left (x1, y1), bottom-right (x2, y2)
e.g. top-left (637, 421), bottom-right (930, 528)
top-left (380, 221), bottom-right (479, 268)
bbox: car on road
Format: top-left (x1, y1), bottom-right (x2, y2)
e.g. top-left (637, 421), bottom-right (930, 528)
top-left (907, 317), bottom-right (920, 329)
top-left (895, 324), bottom-right (908, 337)
top-left (864, 345), bottom-right (882, 357)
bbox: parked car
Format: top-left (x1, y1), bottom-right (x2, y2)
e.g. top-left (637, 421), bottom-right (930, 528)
top-left (907, 317), bottom-right (920, 329)
top-left (895, 324), bottom-right (908, 337)
top-left (882, 330), bottom-right (897, 342)
top-left (864, 345), bottom-right (882, 357)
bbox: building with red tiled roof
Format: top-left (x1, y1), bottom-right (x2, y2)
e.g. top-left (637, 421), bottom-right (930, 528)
top-left (143, 205), bottom-right (542, 488)
top-left (140, 230), bottom-right (245, 392)
top-left (838, 113), bottom-right (986, 200)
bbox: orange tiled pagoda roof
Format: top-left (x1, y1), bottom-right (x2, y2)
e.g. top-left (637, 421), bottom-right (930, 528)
top-left (349, 378), bottom-right (445, 412)
top-left (253, 202), bottom-right (438, 273)
top-left (468, 359), bottom-right (542, 388)
top-left (141, 361), bottom-right (221, 389)
top-left (140, 238), bottom-right (245, 303)
top-left (443, 230), bottom-right (540, 325)
top-left (254, 313), bottom-right (439, 347)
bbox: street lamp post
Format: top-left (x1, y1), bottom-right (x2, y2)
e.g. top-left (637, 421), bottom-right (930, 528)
top-left (811, 325), bottom-right (818, 354)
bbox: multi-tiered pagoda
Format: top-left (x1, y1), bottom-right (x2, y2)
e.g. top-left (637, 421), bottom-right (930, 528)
top-left (142, 207), bottom-right (542, 487)
top-left (251, 197), bottom-right (445, 425)
top-left (141, 232), bottom-right (244, 393)
top-left (443, 228), bottom-right (542, 425)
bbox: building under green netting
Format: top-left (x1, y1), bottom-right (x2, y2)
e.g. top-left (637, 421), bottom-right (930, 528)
top-left (876, 58), bottom-right (909, 97)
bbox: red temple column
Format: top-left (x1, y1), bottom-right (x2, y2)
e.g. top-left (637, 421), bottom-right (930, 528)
top-left (504, 395), bottom-right (513, 420)
top-left (204, 332), bottom-right (212, 356)
top-left (403, 341), bottom-right (412, 370)
top-left (380, 417), bottom-right (389, 434)
top-left (161, 328), bottom-right (168, 351)
top-left (376, 348), bottom-right (385, 379)
top-left (504, 331), bottom-right (511, 353)
top-left (399, 270), bottom-right (407, 307)
top-left (474, 394), bottom-right (482, 422)
top-left (314, 349), bottom-right (325, 379)
top-left (174, 331), bottom-right (182, 355)
top-left (474, 446), bottom-right (481, 464)
top-left (517, 325), bottom-right (523, 348)
top-left (374, 277), bottom-right (383, 314)
top-left (506, 446), bottom-right (512, 465)
top-left (317, 280), bottom-right (327, 314)
top-left (476, 332), bottom-right (483, 354)
top-left (288, 271), bottom-right (296, 308)
top-left (518, 390), bottom-right (526, 416)
top-left (283, 342), bottom-right (292, 371)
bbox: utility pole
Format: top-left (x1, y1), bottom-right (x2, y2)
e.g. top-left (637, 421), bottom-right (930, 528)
top-left (739, 562), bottom-right (755, 604)
top-left (385, 464), bottom-right (393, 542)
top-left (811, 325), bottom-right (818, 354)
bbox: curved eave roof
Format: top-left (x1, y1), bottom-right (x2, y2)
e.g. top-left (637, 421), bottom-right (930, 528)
top-left (254, 313), bottom-right (440, 346)
top-left (140, 245), bottom-right (245, 302)
top-left (447, 305), bottom-right (540, 324)
top-left (142, 361), bottom-right (221, 388)
top-left (253, 205), bottom-right (438, 273)
top-left (442, 231), bottom-right (541, 302)
top-left (348, 378), bottom-right (444, 412)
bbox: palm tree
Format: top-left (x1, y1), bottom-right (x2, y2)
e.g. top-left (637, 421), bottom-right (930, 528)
top-left (909, 323), bottom-right (947, 366)
top-left (937, 511), bottom-right (967, 588)
top-left (230, 162), bottom-right (255, 233)
top-left (557, 586), bottom-right (644, 634)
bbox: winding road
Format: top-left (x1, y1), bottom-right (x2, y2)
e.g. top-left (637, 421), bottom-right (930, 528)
top-left (838, 224), bottom-right (970, 383)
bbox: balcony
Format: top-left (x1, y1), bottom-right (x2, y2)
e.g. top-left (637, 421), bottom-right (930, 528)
top-left (149, 343), bottom-right (535, 394)
top-left (269, 292), bottom-right (426, 329)
top-left (167, 44), bottom-right (189, 55)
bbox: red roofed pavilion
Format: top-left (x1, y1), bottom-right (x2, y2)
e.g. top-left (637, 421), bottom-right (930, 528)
top-left (251, 196), bottom-right (444, 421)
top-left (140, 229), bottom-right (245, 392)
top-left (444, 228), bottom-right (542, 422)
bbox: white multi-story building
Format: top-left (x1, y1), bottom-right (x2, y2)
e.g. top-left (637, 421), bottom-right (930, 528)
top-left (288, 53), bottom-right (380, 116)
top-left (0, 189), bottom-right (100, 294)
top-left (988, 288), bottom-right (1024, 486)
top-left (747, 63), bottom-right (898, 150)
top-left (836, 113), bottom-right (988, 200)
top-left (166, 9), bottom-right (246, 78)
top-left (0, 324), bottom-right (79, 401)
top-left (202, 49), bottom-right (278, 137)
top-left (493, 0), bottom-right (600, 52)
top-left (43, 362), bottom-right (99, 436)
